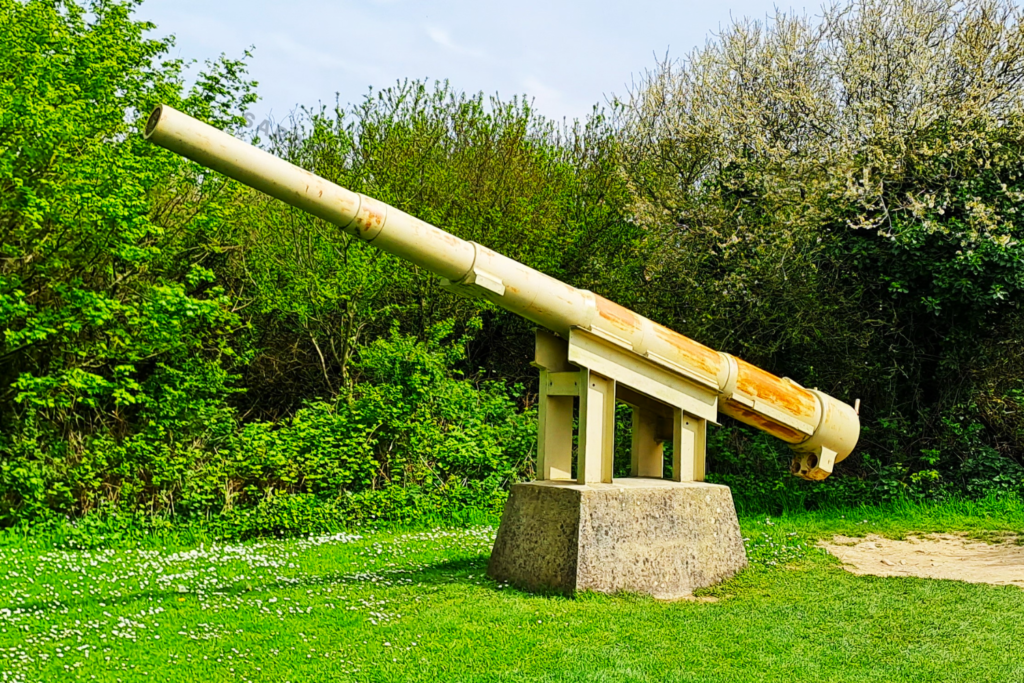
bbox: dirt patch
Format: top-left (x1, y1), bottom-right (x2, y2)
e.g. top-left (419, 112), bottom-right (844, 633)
top-left (820, 534), bottom-right (1024, 588)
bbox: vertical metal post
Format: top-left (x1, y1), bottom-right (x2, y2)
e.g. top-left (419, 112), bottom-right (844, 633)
top-left (630, 407), bottom-right (664, 478)
top-left (578, 369), bottom-right (616, 484)
top-left (537, 369), bottom-right (574, 480)
top-left (672, 411), bottom-right (707, 482)
top-left (534, 330), bottom-right (575, 480)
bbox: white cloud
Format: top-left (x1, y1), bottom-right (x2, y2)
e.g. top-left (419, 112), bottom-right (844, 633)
top-left (268, 33), bottom-right (355, 72)
top-left (424, 24), bottom-right (484, 58)
top-left (138, 0), bottom-right (816, 123)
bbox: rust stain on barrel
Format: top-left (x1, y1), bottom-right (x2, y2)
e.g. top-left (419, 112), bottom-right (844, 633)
top-left (734, 358), bottom-right (817, 419)
top-left (361, 205), bottom-right (385, 228)
top-left (596, 296), bottom-right (640, 335)
top-left (438, 230), bottom-right (461, 246)
top-left (354, 199), bottom-right (386, 237)
top-left (650, 322), bottom-right (722, 377)
top-left (721, 401), bottom-right (804, 443)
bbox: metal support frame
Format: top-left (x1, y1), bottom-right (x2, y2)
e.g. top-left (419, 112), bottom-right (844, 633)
top-left (534, 333), bottom-right (575, 481)
top-left (533, 329), bottom-right (711, 485)
top-left (578, 369), bottom-right (615, 484)
top-left (673, 410), bottom-right (707, 483)
top-left (630, 406), bottom-right (664, 478)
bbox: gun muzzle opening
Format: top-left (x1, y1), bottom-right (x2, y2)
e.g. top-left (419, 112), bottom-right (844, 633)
top-left (144, 105), bottom-right (164, 139)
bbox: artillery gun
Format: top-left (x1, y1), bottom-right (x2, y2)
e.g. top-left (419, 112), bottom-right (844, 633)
top-left (144, 105), bottom-right (860, 597)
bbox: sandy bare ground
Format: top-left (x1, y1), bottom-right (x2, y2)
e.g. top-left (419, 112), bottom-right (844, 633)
top-left (820, 534), bottom-right (1024, 588)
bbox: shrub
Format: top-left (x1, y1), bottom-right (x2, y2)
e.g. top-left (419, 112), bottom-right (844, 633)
top-left (619, 0), bottom-right (1024, 490)
top-left (0, 322), bottom-right (535, 524)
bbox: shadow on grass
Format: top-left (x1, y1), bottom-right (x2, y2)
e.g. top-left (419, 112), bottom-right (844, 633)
top-left (287, 554), bottom-right (573, 598)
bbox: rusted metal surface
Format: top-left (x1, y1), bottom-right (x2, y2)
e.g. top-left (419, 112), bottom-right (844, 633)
top-left (720, 401), bottom-right (806, 443)
top-left (732, 358), bottom-right (818, 424)
top-left (351, 194), bottom-right (388, 241)
top-left (595, 296), bottom-right (641, 336)
top-left (649, 322), bottom-right (723, 380)
top-left (791, 452), bottom-right (830, 480)
top-left (787, 389), bottom-right (859, 479)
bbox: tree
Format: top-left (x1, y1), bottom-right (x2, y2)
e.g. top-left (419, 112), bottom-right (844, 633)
top-left (0, 0), bottom-right (256, 516)
top-left (618, 0), bottom-right (1024, 487)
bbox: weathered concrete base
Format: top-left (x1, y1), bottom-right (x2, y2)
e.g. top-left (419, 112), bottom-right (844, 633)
top-left (487, 478), bottom-right (747, 599)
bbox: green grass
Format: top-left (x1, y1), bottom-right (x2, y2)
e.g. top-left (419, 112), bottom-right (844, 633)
top-left (1, 497), bottom-right (1022, 682)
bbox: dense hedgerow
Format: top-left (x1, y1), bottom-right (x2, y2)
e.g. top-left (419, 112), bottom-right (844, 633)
top-left (1, 320), bottom-right (535, 523)
top-left (0, 1), bottom-right (547, 525)
top-left (620, 0), bottom-right (1024, 499)
top-left (3, 0), bottom-right (1024, 529)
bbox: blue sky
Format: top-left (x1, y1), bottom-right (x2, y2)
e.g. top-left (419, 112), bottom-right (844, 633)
top-left (136, 0), bottom-right (809, 124)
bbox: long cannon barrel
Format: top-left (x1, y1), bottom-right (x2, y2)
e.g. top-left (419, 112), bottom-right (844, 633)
top-left (144, 105), bottom-right (859, 480)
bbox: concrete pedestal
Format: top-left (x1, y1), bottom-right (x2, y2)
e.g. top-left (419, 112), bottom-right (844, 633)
top-left (487, 478), bottom-right (747, 599)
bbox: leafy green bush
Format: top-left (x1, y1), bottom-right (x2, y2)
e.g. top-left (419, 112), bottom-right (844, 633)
top-left (619, 0), bottom-right (1024, 494)
top-left (0, 322), bottom-right (534, 524)
top-left (3, 0), bottom-right (1024, 532)
top-left (0, 1), bottom-right (544, 527)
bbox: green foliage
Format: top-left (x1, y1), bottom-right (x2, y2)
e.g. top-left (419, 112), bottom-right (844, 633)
top-left (0, 0), bottom-right (255, 444)
top-left (0, 3), bottom-right (544, 526)
top-left (1, 323), bottom-right (534, 524)
top-left (4, 0), bottom-right (1024, 530)
top-left (620, 0), bottom-right (1024, 493)
top-left (225, 80), bottom-right (637, 412)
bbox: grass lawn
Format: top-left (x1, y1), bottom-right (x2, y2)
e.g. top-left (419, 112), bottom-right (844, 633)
top-left (1, 498), bottom-right (1023, 682)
